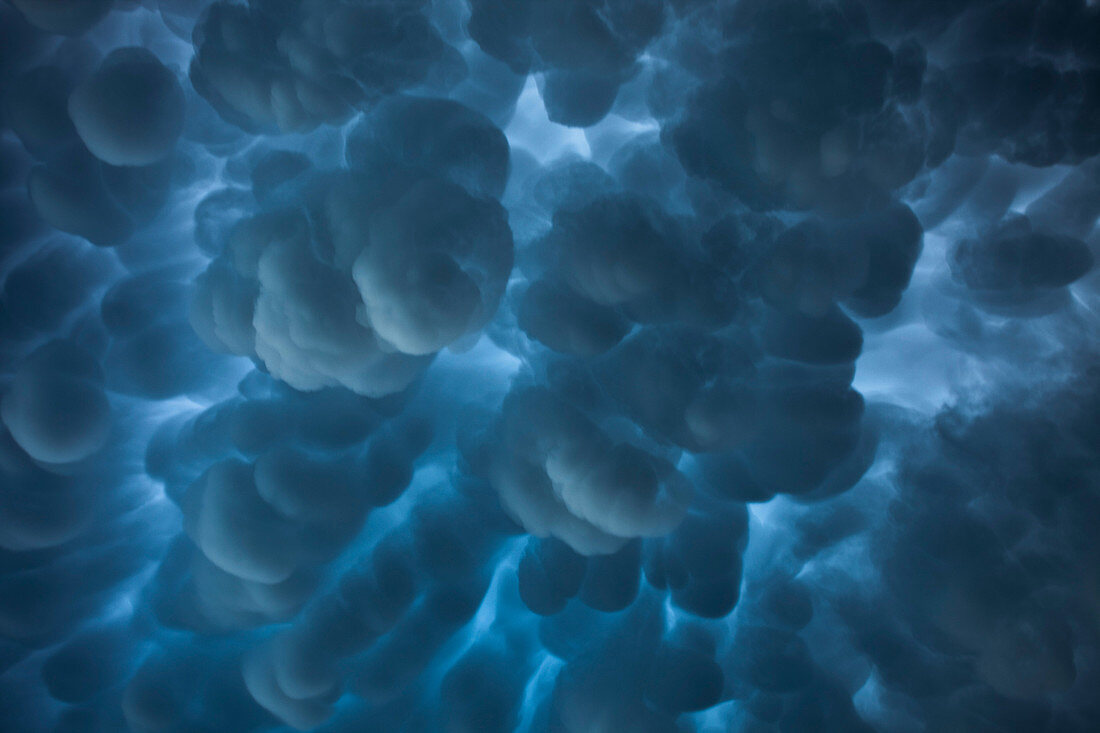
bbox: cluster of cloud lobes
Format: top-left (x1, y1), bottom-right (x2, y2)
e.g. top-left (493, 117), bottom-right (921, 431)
top-left (0, 0), bottom-right (1098, 731)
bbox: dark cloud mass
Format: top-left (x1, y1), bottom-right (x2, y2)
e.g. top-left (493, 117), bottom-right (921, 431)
top-left (0, 0), bottom-right (1098, 731)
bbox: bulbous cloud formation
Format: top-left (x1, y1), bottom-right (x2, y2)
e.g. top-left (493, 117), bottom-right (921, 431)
top-left (950, 214), bottom-right (1094, 313)
top-left (2, 0), bottom-right (1100, 732)
top-left (68, 47), bottom-right (185, 167)
top-left (191, 0), bottom-right (464, 133)
top-left (467, 0), bottom-right (666, 126)
top-left (191, 96), bottom-right (514, 396)
top-left (4, 43), bottom-right (185, 247)
top-left (1, 340), bottom-right (110, 467)
top-left (143, 369), bottom-right (431, 634)
top-left (484, 386), bottom-right (691, 555)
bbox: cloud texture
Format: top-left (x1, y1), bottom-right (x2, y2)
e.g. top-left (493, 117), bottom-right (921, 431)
top-left (0, 1), bottom-right (1098, 732)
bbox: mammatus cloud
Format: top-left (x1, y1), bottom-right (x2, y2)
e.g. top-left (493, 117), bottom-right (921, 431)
top-left (0, 1), bottom-right (1098, 732)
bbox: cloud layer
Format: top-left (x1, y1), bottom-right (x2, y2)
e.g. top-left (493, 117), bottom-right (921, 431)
top-left (0, 1), bottom-right (1098, 732)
